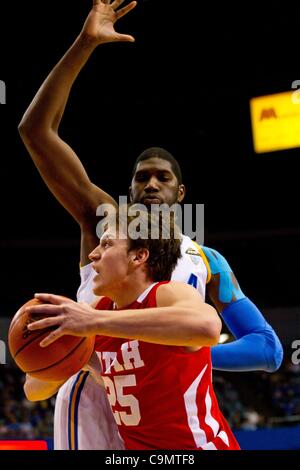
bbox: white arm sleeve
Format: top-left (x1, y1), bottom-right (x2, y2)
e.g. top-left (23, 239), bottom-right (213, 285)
top-left (76, 263), bottom-right (98, 304)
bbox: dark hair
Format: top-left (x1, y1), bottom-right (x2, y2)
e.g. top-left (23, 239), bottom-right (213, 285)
top-left (115, 206), bottom-right (182, 282)
top-left (132, 147), bottom-right (183, 185)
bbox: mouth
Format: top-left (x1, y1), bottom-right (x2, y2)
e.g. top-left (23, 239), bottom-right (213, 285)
top-left (141, 195), bottom-right (162, 205)
top-left (93, 273), bottom-right (101, 283)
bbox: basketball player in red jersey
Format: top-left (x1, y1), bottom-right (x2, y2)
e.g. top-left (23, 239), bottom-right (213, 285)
top-left (26, 210), bottom-right (240, 450)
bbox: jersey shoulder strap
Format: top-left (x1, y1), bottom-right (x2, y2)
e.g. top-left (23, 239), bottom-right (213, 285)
top-left (191, 241), bottom-right (212, 284)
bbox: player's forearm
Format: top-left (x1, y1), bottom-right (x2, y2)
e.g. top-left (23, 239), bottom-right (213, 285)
top-left (17, 33), bottom-right (114, 228)
top-left (24, 374), bottom-right (64, 402)
top-left (18, 34), bottom-right (98, 136)
top-left (96, 305), bottom-right (221, 347)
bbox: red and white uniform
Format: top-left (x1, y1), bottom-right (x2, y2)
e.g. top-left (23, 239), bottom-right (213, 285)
top-left (54, 235), bottom-right (211, 450)
top-left (94, 282), bottom-right (240, 450)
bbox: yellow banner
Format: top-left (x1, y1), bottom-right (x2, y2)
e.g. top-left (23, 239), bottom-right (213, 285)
top-left (250, 91), bottom-right (300, 153)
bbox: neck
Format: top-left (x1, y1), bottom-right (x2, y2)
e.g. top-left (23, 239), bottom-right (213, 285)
top-left (106, 275), bottom-right (154, 309)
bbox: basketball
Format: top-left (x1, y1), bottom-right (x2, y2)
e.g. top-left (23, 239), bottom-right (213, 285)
top-left (8, 298), bottom-right (95, 382)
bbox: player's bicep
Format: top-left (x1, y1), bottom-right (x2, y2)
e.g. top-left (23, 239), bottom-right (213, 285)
top-left (156, 282), bottom-right (221, 347)
top-left (156, 282), bottom-right (207, 311)
top-left (202, 247), bottom-right (245, 312)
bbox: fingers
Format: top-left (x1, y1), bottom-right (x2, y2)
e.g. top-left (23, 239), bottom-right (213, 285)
top-left (27, 315), bottom-right (63, 331)
top-left (40, 328), bottom-right (64, 348)
top-left (26, 304), bottom-right (63, 318)
top-left (34, 293), bottom-right (69, 305)
top-left (94, 0), bottom-right (137, 11)
top-left (111, 0), bottom-right (126, 9)
top-left (115, 1), bottom-right (137, 18)
top-left (114, 33), bottom-right (135, 42)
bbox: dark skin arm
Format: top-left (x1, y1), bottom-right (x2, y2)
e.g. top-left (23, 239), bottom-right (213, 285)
top-left (202, 246), bottom-right (245, 313)
top-left (18, 0), bottom-right (137, 265)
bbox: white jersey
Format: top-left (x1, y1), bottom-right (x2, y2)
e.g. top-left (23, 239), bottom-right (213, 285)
top-left (54, 371), bottom-right (124, 450)
top-left (54, 235), bottom-right (209, 450)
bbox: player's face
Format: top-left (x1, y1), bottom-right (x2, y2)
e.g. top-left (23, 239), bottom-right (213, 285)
top-left (130, 158), bottom-right (185, 207)
top-left (89, 231), bottom-right (131, 296)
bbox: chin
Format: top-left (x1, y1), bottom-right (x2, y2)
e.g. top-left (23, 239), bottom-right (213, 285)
top-left (93, 283), bottom-right (103, 296)
top-left (93, 284), bottom-right (109, 297)
top-left (93, 288), bottom-right (100, 296)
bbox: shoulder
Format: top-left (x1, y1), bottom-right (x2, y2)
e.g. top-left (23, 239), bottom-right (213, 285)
top-left (201, 247), bottom-right (245, 309)
top-left (200, 245), bottom-right (233, 274)
top-left (156, 281), bottom-right (203, 307)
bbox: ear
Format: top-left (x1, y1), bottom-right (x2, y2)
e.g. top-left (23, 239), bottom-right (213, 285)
top-left (129, 186), bottom-right (133, 203)
top-left (177, 184), bottom-right (186, 203)
top-left (132, 248), bottom-right (149, 266)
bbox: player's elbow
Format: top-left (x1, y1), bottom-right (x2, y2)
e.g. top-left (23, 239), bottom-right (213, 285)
top-left (195, 307), bottom-right (222, 347)
top-left (18, 116), bottom-right (50, 143)
top-left (264, 331), bottom-right (284, 372)
top-left (207, 315), bottom-right (222, 346)
top-left (23, 374), bottom-right (60, 402)
top-left (23, 382), bottom-right (43, 402)
top-left (24, 390), bottom-right (38, 402)
top-left (18, 117), bottom-right (35, 140)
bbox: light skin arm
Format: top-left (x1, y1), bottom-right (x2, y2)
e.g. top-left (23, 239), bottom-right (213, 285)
top-left (23, 298), bottom-right (103, 402)
top-left (18, 0), bottom-right (137, 264)
top-left (23, 374), bottom-right (65, 402)
top-left (26, 283), bottom-right (221, 348)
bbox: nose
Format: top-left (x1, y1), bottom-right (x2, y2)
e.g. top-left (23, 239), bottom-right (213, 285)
top-left (144, 177), bottom-right (160, 192)
top-left (88, 246), bottom-right (101, 262)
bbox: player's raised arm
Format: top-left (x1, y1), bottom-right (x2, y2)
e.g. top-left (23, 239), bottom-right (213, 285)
top-left (18, 1), bottom-right (137, 247)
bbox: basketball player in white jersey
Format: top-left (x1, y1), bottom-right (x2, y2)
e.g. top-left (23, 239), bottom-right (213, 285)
top-left (20, 0), bottom-right (283, 449)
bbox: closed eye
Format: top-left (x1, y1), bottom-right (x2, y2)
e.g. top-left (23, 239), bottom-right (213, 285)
top-left (135, 172), bottom-right (148, 182)
top-left (100, 239), bottom-right (112, 249)
top-left (159, 175), bottom-right (171, 182)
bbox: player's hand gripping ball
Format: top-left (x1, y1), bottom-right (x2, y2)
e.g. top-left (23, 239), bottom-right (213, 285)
top-left (8, 298), bottom-right (95, 381)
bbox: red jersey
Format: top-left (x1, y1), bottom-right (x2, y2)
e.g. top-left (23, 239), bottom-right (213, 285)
top-left (94, 282), bottom-right (240, 450)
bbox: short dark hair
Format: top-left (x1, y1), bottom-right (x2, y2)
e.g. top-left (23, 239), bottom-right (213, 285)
top-left (115, 206), bottom-right (182, 282)
top-left (132, 147), bottom-right (183, 185)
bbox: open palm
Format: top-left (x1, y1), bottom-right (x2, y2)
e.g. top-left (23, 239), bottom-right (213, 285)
top-left (82, 0), bottom-right (137, 44)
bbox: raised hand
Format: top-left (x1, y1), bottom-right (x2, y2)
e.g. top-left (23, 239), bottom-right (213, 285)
top-left (81, 0), bottom-right (137, 45)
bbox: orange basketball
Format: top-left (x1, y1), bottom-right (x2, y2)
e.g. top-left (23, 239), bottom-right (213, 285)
top-left (8, 298), bottom-right (95, 382)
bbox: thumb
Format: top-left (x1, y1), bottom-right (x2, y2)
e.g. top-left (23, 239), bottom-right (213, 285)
top-left (114, 34), bottom-right (135, 43)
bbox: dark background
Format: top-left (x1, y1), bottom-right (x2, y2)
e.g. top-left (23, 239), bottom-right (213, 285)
top-left (0, 0), bottom-right (299, 327)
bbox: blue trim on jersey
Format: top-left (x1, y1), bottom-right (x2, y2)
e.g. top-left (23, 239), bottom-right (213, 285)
top-left (68, 372), bottom-right (81, 450)
top-left (68, 371), bottom-right (89, 450)
top-left (187, 273), bottom-right (198, 289)
top-left (211, 298), bottom-right (283, 372)
top-left (74, 372), bottom-right (89, 450)
top-left (201, 246), bottom-right (245, 303)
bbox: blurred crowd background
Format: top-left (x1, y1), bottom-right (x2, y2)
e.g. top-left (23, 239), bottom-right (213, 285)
top-left (1, 354), bottom-right (300, 447)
